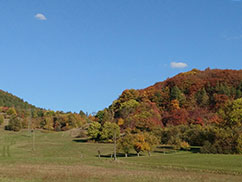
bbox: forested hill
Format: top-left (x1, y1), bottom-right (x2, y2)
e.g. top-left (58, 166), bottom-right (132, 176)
top-left (0, 89), bottom-right (89, 132)
top-left (96, 68), bottom-right (242, 130)
top-left (0, 89), bottom-right (37, 110)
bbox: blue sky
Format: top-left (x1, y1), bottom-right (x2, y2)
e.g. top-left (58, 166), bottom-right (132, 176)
top-left (0, 0), bottom-right (242, 113)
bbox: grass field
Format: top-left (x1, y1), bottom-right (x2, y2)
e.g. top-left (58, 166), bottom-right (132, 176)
top-left (0, 130), bottom-right (241, 182)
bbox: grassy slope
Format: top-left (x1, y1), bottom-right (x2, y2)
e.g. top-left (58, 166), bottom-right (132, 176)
top-left (0, 130), bottom-right (241, 182)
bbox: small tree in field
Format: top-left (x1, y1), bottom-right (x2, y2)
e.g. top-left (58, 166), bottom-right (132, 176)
top-left (117, 132), bottom-right (133, 157)
top-left (87, 121), bottom-right (101, 140)
top-left (100, 122), bottom-right (120, 142)
top-left (133, 133), bottom-right (147, 157)
top-left (144, 133), bottom-right (159, 156)
top-left (5, 116), bottom-right (21, 131)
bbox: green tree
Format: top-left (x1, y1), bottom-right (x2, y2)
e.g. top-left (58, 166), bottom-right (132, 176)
top-left (100, 122), bottom-right (120, 142)
top-left (144, 133), bottom-right (159, 156)
top-left (170, 86), bottom-right (186, 106)
top-left (236, 134), bottom-right (242, 154)
top-left (87, 121), bottom-right (101, 140)
top-left (6, 107), bottom-right (17, 116)
top-left (220, 98), bottom-right (242, 127)
top-left (236, 82), bottom-right (242, 98)
top-left (67, 114), bottom-right (78, 128)
top-left (79, 110), bottom-right (86, 117)
top-left (5, 116), bottom-right (21, 131)
top-left (0, 114), bottom-right (4, 125)
top-left (195, 88), bottom-right (209, 106)
top-left (215, 83), bottom-right (231, 96)
top-left (119, 89), bottom-right (139, 102)
top-left (96, 109), bottom-right (112, 124)
top-left (119, 99), bottom-right (139, 118)
top-left (42, 116), bottom-right (54, 130)
top-left (117, 132), bottom-right (134, 157)
top-left (228, 98), bottom-right (242, 127)
top-left (236, 89), bottom-right (242, 99)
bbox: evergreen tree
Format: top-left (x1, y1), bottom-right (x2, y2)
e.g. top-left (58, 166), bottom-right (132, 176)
top-left (195, 88), bottom-right (209, 106)
top-left (170, 86), bottom-right (186, 106)
top-left (236, 90), bottom-right (242, 99)
top-left (215, 83), bottom-right (231, 96)
top-left (236, 82), bottom-right (242, 99)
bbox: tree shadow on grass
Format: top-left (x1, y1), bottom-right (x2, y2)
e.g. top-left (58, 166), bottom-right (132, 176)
top-left (154, 150), bottom-right (177, 154)
top-left (155, 146), bottom-right (178, 154)
top-left (190, 147), bottom-right (201, 153)
top-left (72, 138), bottom-right (89, 143)
top-left (155, 145), bottom-right (201, 154)
top-left (96, 153), bottom-right (141, 158)
top-left (157, 146), bottom-right (174, 149)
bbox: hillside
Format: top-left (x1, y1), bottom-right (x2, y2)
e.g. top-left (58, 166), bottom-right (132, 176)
top-left (0, 90), bottom-right (89, 132)
top-left (0, 89), bottom-right (38, 110)
top-left (96, 68), bottom-right (242, 130)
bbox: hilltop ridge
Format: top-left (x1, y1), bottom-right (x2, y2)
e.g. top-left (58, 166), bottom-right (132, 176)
top-left (96, 68), bottom-right (242, 129)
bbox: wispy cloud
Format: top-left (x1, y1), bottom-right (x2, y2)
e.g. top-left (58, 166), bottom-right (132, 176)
top-left (170, 62), bottom-right (188, 69)
top-left (222, 34), bottom-right (242, 40)
top-left (35, 13), bottom-right (47, 20)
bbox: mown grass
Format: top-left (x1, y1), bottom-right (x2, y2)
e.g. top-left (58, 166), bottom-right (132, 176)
top-left (0, 130), bottom-right (241, 182)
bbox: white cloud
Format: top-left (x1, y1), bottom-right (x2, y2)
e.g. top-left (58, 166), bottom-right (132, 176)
top-left (35, 13), bottom-right (47, 20)
top-left (170, 62), bottom-right (188, 69)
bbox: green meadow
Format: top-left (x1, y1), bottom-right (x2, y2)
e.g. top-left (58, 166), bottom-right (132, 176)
top-left (0, 130), bottom-right (241, 182)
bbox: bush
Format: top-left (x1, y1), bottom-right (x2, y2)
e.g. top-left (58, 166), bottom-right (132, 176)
top-left (201, 141), bottom-right (217, 154)
top-left (236, 134), bottom-right (242, 154)
top-left (5, 116), bottom-right (22, 131)
top-left (87, 122), bottom-right (101, 140)
top-left (160, 125), bottom-right (242, 154)
top-left (180, 141), bottom-right (190, 151)
top-left (0, 114), bottom-right (4, 125)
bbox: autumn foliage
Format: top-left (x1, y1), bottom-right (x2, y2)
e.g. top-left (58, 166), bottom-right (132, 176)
top-left (97, 68), bottom-right (242, 131)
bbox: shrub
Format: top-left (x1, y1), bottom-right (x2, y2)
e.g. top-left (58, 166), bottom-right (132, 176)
top-left (180, 141), bottom-right (190, 151)
top-left (0, 114), bottom-right (4, 125)
top-left (201, 141), bottom-right (217, 154)
top-left (87, 122), bottom-right (101, 140)
top-left (5, 116), bottom-right (22, 131)
top-left (236, 134), bottom-right (242, 154)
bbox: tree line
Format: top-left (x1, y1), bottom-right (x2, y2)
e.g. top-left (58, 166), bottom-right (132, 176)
top-left (90, 69), bottom-right (242, 154)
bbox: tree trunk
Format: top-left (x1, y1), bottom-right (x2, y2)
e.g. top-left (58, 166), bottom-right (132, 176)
top-left (32, 130), bottom-right (35, 152)
top-left (137, 152), bottom-right (140, 157)
top-left (98, 150), bottom-right (101, 159)
top-left (125, 153), bottom-right (128, 158)
top-left (114, 130), bottom-right (117, 160)
top-left (148, 151), bottom-right (151, 157)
